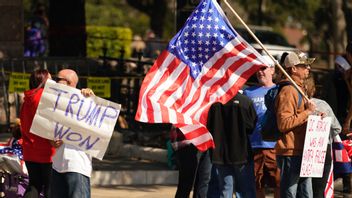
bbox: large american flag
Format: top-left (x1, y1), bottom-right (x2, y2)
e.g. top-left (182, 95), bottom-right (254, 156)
top-left (135, 0), bottom-right (269, 151)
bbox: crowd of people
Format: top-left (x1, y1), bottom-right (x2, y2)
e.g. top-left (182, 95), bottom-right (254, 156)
top-left (13, 41), bottom-right (352, 198)
top-left (10, 10), bottom-right (352, 195)
top-left (171, 42), bottom-right (352, 198)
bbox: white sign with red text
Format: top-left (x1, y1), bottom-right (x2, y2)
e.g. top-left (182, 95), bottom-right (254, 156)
top-left (300, 115), bottom-right (331, 177)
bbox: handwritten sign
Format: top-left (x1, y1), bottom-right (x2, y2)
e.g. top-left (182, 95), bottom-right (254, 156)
top-left (300, 115), bottom-right (331, 177)
top-left (87, 77), bottom-right (111, 98)
top-left (8, 72), bottom-right (30, 93)
top-left (30, 80), bottom-right (121, 160)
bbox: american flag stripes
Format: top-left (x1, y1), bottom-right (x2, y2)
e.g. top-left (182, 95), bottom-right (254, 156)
top-left (135, 0), bottom-right (268, 151)
top-left (324, 160), bottom-right (334, 198)
top-left (332, 135), bottom-right (352, 174)
top-left (0, 138), bottom-right (23, 160)
top-left (0, 137), bottom-right (27, 175)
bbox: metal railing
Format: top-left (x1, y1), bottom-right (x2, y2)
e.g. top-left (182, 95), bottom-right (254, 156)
top-left (0, 50), bottom-right (155, 132)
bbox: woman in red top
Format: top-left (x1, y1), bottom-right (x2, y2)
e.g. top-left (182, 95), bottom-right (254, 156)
top-left (20, 69), bottom-right (55, 198)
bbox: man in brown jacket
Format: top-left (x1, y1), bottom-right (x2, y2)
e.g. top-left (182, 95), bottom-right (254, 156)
top-left (275, 51), bottom-right (316, 198)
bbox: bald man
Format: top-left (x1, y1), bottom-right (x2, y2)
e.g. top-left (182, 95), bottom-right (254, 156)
top-left (50, 69), bottom-right (94, 198)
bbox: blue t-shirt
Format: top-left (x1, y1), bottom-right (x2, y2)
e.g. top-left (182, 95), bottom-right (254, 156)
top-left (244, 85), bottom-right (276, 149)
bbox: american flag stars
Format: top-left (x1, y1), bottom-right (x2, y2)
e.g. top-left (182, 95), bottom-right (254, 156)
top-left (168, 0), bottom-right (235, 79)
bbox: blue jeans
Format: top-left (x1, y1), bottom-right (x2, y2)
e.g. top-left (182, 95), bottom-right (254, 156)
top-left (214, 161), bottom-right (256, 198)
top-left (193, 150), bottom-right (212, 198)
top-left (175, 145), bottom-right (212, 198)
top-left (50, 169), bottom-right (90, 198)
top-left (207, 166), bottom-right (221, 198)
top-left (277, 155), bottom-right (312, 198)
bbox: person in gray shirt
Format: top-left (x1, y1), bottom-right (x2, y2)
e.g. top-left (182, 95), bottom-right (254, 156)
top-left (305, 74), bottom-right (341, 197)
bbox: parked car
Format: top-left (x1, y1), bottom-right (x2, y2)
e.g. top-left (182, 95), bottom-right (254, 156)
top-left (235, 26), bottom-right (296, 60)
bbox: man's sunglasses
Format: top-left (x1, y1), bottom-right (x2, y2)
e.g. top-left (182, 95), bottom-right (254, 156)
top-left (54, 77), bottom-right (70, 84)
top-left (296, 64), bottom-right (311, 69)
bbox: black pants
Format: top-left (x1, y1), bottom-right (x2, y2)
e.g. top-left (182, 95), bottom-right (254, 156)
top-left (24, 161), bottom-right (52, 198)
top-left (174, 145), bottom-right (212, 198)
top-left (312, 144), bottom-right (332, 197)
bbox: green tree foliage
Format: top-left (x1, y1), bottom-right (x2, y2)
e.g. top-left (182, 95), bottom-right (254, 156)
top-left (125, 0), bottom-right (168, 38)
top-left (23, 0), bottom-right (34, 21)
top-left (236, 0), bottom-right (321, 30)
top-left (343, 1), bottom-right (352, 42)
top-left (25, 0), bottom-right (351, 60)
top-left (86, 26), bottom-right (132, 58)
top-left (85, 0), bottom-right (150, 37)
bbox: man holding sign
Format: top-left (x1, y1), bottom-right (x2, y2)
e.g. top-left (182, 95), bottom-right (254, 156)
top-left (275, 51), bottom-right (316, 197)
top-left (49, 69), bottom-right (95, 198)
top-left (28, 69), bottom-right (119, 198)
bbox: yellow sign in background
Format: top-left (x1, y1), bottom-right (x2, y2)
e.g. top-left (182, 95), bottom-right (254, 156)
top-left (8, 72), bottom-right (30, 93)
top-left (87, 77), bottom-right (111, 98)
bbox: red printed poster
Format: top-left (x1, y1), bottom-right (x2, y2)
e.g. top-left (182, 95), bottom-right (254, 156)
top-left (300, 115), bottom-right (331, 177)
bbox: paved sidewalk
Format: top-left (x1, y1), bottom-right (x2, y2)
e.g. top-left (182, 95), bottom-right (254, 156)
top-left (91, 181), bottom-right (346, 198)
top-left (92, 185), bottom-right (177, 198)
top-left (92, 155), bottom-right (178, 186)
top-left (91, 180), bottom-right (346, 198)
top-left (0, 132), bottom-right (348, 197)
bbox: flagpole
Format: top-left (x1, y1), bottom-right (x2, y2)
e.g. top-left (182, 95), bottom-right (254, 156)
top-left (223, 0), bottom-right (309, 101)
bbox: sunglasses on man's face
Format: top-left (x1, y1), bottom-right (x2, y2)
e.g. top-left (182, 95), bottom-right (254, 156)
top-left (55, 77), bottom-right (70, 84)
top-left (259, 66), bottom-right (269, 71)
top-left (296, 64), bottom-right (311, 69)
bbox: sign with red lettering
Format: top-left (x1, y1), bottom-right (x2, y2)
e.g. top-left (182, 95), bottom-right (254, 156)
top-left (300, 115), bottom-right (331, 177)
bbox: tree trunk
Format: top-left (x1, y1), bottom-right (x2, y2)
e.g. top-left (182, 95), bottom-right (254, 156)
top-left (126, 0), bottom-right (167, 38)
top-left (257, 0), bottom-right (263, 25)
top-left (49, 0), bottom-right (86, 56)
top-left (343, 0), bottom-right (352, 42)
top-left (325, 0), bottom-right (347, 68)
top-left (150, 0), bottom-right (167, 37)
